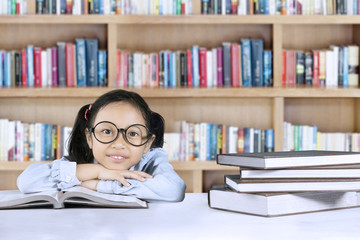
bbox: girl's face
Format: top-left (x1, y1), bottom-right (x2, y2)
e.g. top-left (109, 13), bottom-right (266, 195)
top-left (86, 102), bottom-right (154, 170)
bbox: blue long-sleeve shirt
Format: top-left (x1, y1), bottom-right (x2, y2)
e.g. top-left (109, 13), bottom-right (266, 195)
top-left (17, 148), bottom-right (186, 202)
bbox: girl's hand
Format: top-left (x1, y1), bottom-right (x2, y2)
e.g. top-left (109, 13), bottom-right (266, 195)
top-left (97, 168), bottom-right (153, 187)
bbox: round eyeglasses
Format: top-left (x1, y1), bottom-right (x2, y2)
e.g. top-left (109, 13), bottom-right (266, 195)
top-left (88, 121), bottom-right (152, 147)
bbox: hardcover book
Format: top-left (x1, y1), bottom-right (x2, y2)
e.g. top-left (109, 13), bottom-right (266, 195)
top-left (225, 174), bottom-right (360, 193)
top-left (0, 186), bottom-right (147, 209)
top-left (208, 185), bottom-right (360, 217)
top-left (217, 150), bottom-right (360, 169)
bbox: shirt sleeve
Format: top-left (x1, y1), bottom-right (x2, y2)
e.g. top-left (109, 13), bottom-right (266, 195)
top-left (96, 148), bottom-right (186, 202)
top-left (17, 158), bottom-right (81, 193)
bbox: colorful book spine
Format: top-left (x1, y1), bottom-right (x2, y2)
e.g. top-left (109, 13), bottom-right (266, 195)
top-left (241, 39), bottom-right (252, 87)
top-left (75, 38), bottom-right (87, 87)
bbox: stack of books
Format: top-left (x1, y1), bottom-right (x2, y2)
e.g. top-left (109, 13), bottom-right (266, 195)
top-left (209, 151), bottom-right (360, 217)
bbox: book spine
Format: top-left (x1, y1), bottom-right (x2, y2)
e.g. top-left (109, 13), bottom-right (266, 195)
top-left (186, 49), bottom-right (192, 87)
top-left (33, 47), bottom-right (42, 87)
top-left (231, 43), bottom-right (240, 87)
top-left (98, 50), bottom-right (107, 86)
top-left (251, 39), bottom-right (264, 87)
top-left (65, 43), bottom-right (75, 87)
top-left (199, 47), bottom-right (207, 87)
top-left (216, 47), bottom-right (223, 87)
top-left (85, 39), bottom-right (99, 86)
top-left (51, 47), bottom-right (58, 86)
top-left (180, 51), bottom-right (187, 87)
top-left (75, 39), bottom-right (87, 87)
top-left (14, 52), bottom-right (21, 86)
top-left (222, 42), bottom-right (231, 87)
top-left (57, 42), bottom-right (66, 87)
top-left (26, 46), bottom-right (34, 87)
top-left (304, 51), bottom-right (313, 85)
top-left (295, 51), bottom-right (305, 85)
top-left (192, 46), bottom-right (199, 87)
top-left (241, 39), bottom-right (252, 87)
top-left (263, 50), bottom-right (273, 87)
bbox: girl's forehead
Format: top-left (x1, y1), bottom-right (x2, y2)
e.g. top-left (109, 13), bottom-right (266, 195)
top-left (95, 102), bottom-right (146, 126)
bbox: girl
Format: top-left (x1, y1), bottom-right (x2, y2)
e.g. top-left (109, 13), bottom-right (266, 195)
top-left (17, 89), bottom-right (186, 202)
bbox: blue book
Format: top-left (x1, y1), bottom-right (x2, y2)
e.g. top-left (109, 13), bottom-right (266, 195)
top-left (26, 46), bottom-right (34, 87)
top-left (85, 39), bottom-right (99, 86)
top-left (226, 0), bottom-right (231, 14)
top-left (0, 51), bottom-right (3, 87)
top-left (60, 0), bottom-right (66, 14)
top-left (173, 0), bottom-right (177, 14)
top-left (210, 124), bottom-right (218, 160)
top-left (312, 125), bottom-right (318, 150)
top-left (192, 46), bottom-right (199, 87)
top-left (259, 0), bottom-right (265, 14)
top-left (206, 123), bottom-right (211, 161)
top-left (265, 129), bottom-right (274, 152)
top-left (97, 50), bottom-right (107, 86)
top-left (163, 51), bottom-right (169, 88)
top-left (94, 0), bottom-right (100, 13)
top-left (251, 39), bottom-right (264, 87)
top-left (343, 46), bottom-right (349, 87)
top-left (241, 39), bottom-right (252, 87)
top-left (45, 124), bottom-right (52, 161)
top-left (75, 39), bottom-right (87, 87)
top-left (170, 52), bottom-right (177, 87)
top-left (4, 52), bottom-right (11, 87)
top-left (263, 50), bottom-right (273, 87)
top-left (99, 0), bottom-right (104, 14)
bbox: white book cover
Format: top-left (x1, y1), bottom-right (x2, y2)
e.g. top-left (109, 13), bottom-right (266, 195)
top-left (221, 0), bottom-right (226, 15)
top-left (199, 123), bottom-right (208, 161)
top-left (46, 48), bottom-right (52, 86)
top-left (41, 50), bottom-right (47, 87)
top-left (73, 0), bottom-right (82, 15)
top-left (228, 126), bottom-right (238, 154)
top-left (8, 121), bottom-right (15, 161)
top-left (238, 0), bottom-right (247, 15)
top-left (249, 128), bottom-right (254, 153)
top-left (141, 54), bottom-right (149, 87)
top-left (163, 133), bottom-right (180, 161)
top-left (15, 121), bottom-right (23, 162)
top-left (194, 123), bottom-right (200, 161)
top-left (212, 48), bottom-right (218, 87)
top-left (269, 0), bottom-right (276, 15)
top-left (348, 45), bottom-right (359, 87)
top-left (63, 126), bottom-right (72, 157)
top-left (29, 123), bottom-right (35, 161)
top-left (103, 0), bottom-right (111, 15)
top-left (34, 123), bottom-right (42, 161)
top-left (325, 49), bottom-right (336, 87)
top-left (56, 0), bottom-right (61, 15)
top-left (206, 50), bottom-right (213, 88)
top-left (133, 52), bottom-right (142, 88)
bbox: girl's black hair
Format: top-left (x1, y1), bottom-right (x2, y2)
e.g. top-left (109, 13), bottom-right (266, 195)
top-left (67, 89), bottom-right (165, 164)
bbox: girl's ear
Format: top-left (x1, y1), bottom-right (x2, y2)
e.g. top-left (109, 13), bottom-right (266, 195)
top-left (85, 128), bottom-right (93, 149)
top-left (143, 134), bottom-right (156, 153)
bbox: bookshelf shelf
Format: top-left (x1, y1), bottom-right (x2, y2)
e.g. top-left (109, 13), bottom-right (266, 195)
top-left (1, 0), bottom-right (360, 193)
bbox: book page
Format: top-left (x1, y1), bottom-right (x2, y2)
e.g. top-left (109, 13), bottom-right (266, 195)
top-left (0, 190), bottom-right (60, 209)
top-left (61, 186), bottom-right (147, 208)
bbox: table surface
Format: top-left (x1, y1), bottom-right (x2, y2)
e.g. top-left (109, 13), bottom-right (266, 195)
top-left (1, 193), bottom-right (360, 240)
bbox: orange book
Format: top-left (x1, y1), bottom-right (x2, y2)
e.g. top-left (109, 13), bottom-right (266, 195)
top-left (312, 50), bottom-right (319, 87)
top-left (237, 128), bottom-right (244, 153)
top-left (65, 43), bottom-right (75, 87)
top-left (231, 43), bottom-right (240, 87)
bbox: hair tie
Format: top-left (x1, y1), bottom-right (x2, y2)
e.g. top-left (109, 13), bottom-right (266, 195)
top-left (84, 104), bottom-right (92, 121)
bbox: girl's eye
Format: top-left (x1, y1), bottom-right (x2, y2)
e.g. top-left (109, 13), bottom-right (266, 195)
top-left (102, 129), bottom-right (113, 135)
top-left (128, 131), bottom-right (139, 137)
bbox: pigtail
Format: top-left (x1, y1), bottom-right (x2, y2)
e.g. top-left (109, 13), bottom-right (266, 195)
top-left (150, 111), bottom-right (165, 148)
top-left (66, 104), bottom-right (94, 164)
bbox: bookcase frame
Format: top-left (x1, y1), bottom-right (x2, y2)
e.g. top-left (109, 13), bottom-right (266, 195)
top-left (1, 0), bottom-right (360, 192)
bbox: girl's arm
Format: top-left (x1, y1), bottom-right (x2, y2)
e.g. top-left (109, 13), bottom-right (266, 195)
top-left (17, 158), bottom-right (81, 193)
top-left (96, 148), bottom-right (186, 202)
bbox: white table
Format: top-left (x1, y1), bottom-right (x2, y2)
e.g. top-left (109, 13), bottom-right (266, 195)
top-left (1, 193), bottom-right (360, 240)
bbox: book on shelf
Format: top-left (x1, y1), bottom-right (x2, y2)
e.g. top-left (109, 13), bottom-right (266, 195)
top-left (217, 150), bottom-right (360, 169)
top-left (0, 186), bottom-right (147, 209)
top-left (208, 185), bottom-right (360, 217)
top-left (282, 45), bottom-right (358, 88)
top-left (225, 174), bottom-right (360, 192)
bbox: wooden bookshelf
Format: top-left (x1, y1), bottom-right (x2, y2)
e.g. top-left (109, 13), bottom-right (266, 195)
top-left (1, 0), bottom-right (360, 192)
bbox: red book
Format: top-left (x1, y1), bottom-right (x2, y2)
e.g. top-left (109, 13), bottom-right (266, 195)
top-left (199, 48), bottom-right (207, 87)
top-left (33, 47), bottom-right (42, 87)
top-left (282, 51), bottom-right (286, 87)
top-left (231, 43), bottom-right (240, 87)
top-left (66, 0), bottom-right (73, 14)
top-left (181, 2), bottom-right (186, 14)
top-left (16, 2), bottom-right (20, 14)
top-left (312, 50), bottom-right (319, 87)
top-left (286, 51), bottom-right (296, 87)
top-left (186, 50), bottom-right (193, 87)
top-left (116, 50), bottom-right (121, 87)
top-left (21, 50), bottom-right (27, 87)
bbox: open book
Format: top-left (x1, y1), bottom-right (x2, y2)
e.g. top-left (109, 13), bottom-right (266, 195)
top-left (0, 186), bottom-right (147, 209)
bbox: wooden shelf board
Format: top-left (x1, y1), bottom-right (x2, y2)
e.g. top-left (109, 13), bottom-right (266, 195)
top-left (2, 15), bottom-right (360, 25)
top-left (1, 87), bottom-right (360, 98)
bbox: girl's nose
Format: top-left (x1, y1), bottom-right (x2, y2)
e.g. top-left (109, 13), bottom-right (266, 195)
top-left (111, 132), bottom-right (128, 148)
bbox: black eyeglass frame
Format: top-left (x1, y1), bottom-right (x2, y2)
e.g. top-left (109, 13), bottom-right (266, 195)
top-left (88, 121), bottom-right (152, 147)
